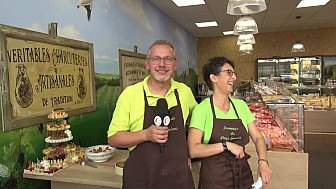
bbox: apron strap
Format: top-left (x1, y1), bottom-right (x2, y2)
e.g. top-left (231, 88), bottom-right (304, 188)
top-left (210, 96), bottom-right (240, 120)
top-left (144, 89), bottom-right (180, 108)
top-left (173, 89), bottom-right (181, 106)
top-left (229, 97), bottom-right (240, 120)
top-left (209, 95), bottom-right (216, 120)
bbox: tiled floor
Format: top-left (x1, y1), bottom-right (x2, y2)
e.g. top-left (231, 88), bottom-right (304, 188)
top-left (305, 133), bottom-right (336, 189)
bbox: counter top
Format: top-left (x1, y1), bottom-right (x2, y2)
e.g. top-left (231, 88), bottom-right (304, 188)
top-left (24, 150), bottom-right (128, 188)
top-left (24, 142), bottom-right (308, 189)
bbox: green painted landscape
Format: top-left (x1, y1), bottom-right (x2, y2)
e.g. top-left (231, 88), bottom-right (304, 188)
top-left (0, 73), bottom-right (121, 188)
top-left (0, 70), bottom-right (197, 188)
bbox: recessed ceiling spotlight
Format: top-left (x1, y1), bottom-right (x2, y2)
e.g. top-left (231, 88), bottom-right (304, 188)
top-left (297, 0), bottom-right (330, 8)
top-left (172, 0), bottom-right (205, 7)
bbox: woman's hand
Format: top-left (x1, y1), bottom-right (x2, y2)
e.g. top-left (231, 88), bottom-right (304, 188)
top-left (226, 142), bottom-right (245, 158)
top-left (258, 161), bottom-right (272, 188)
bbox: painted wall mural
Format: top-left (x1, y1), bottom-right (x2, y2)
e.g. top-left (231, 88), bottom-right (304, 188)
top-left (0, 0), bottom-right (197, 188)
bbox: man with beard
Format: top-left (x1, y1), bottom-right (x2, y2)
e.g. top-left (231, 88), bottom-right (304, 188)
top-left (108, 40), bottom-right (197, 189)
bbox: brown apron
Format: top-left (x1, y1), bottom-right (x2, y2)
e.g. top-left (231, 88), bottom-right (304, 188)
top-left (198, 96), bottom-right (253, 189)
top-left (122, 89), bottom-right (195, 189)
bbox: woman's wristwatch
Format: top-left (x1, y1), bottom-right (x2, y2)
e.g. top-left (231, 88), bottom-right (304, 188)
top-left (258, 159), bottom-right (269, 166)
top-left (222, 141), bottom-right (228, 151)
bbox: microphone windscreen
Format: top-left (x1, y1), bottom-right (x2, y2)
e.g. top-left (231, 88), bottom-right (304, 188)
top-left (156, 98), bottom-right (168, 116)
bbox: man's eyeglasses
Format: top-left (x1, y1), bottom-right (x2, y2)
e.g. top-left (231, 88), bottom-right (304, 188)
top-left (220, 69), bottom-right (237, 77)
top-left (148, 56), bottom-right (176, 65)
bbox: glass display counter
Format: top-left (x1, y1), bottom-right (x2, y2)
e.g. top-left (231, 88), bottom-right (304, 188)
top-left (287, 85), bottom-right (336, 133)
top-left (265, 103), bottom-right (304, 152)
top-left (236, 81), bottom-right (305, 152)
top-left (257, 56), bottom-right (322, 91)
top-left (287, 85), bottom-right (336, 111)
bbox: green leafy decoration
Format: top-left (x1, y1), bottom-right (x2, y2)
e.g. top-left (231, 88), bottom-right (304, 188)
top-left (3, 142), bottom-right (16, 162)
top-left (21, 132), bottom-right (36, 155)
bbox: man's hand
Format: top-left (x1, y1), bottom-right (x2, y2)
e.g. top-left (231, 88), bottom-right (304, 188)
top-left (145, 125), bottom-right (169, 143)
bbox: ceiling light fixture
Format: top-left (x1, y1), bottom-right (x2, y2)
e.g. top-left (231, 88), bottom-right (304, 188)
top-left (291, 16), bottom-right (305, 53)
top-left (239, 44), bottom-right (254, 52)
top-left (240, 51), bottom-right (253, 55)
top-left (233, 16), bottom-right (258, 35)
top-left (291, 40), bottom-right (305, 53)
top-left (237, 34), bottom-right (256, 45)
top-left (297, 0), bottom-right (330, 8)
top-left (227, 0), bottom-right (267, 15)
top-left (172, 0), bottom-right (205, 7)
top-left (223, 31), bottom-right (234, 35)
top-left (195, 21), bottom-right (218, 28)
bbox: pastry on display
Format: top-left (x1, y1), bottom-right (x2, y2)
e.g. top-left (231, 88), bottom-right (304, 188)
top-left (48, 111), bottom-right (69, 119)
top-left (24, 158), bottom-right (70, 175)
top-left (25, 110), bottom-right (85, 176)
top-left (44, 133), bottom-right (73, 143)
top-left (45, 111), bottom-right (73, 144)
top-left (44, 110), bottom-right (84, 162)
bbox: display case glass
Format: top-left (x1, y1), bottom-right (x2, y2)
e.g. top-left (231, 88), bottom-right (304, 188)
top-left (265, 103), bottom-right (304, 152)
top-left (256, 83), bottom-right (304, 152)
top-left (235, 81), bottom-right (305, 152)
top-left (257, 56), bottom-right (322, 88)
top-left (287, 85), bottom-right (336, 111)
top-left (257, 58), bottom-right (299, 85)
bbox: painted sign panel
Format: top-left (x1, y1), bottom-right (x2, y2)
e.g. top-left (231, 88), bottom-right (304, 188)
top-left (0, 24), bottom-right (96, 131)
top-left (119, 49), bottom-right (148, 91)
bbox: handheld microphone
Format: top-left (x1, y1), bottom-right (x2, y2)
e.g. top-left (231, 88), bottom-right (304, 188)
top-left (154, 98), bottom-right (170, 153)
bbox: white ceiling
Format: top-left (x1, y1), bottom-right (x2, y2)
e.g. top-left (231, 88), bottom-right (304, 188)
top-left (147, 0), bottom-right (336, 37)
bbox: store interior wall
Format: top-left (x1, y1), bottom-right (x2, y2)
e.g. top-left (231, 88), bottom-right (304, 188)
top-left (0, 0), bottom-right (197, 188)
top-left (197, 27), bottom-right (336, 85)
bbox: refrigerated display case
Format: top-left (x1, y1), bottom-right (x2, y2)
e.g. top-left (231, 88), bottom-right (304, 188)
top-left (287, 85), bottom-right (336, 111)
top-left (286, 85), bottom-right (336, 133)
top-left (235, 81), bottom-right (304, 152)
top-left (257, 56), bottom-right (322, 91)
top-left (265, 103), bottom-right (304, 152)
top-left (254, 82), bottom-right (304, 152)
top-left (257, 57), bottom-right (299, 86)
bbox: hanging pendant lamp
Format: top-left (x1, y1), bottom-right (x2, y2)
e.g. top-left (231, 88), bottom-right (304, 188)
top-left (237, 34), bottom-right (256, 45)
top-left (240, 51), bottom-right (253, 55)
top-left (239, 44), bottom-right (254, 52)
top-left (291, 40), bottom-right (305, 53)
top-left (227, 0), bottom-right (267, 15)
top-left (233, 16), bottom-right (258, 35)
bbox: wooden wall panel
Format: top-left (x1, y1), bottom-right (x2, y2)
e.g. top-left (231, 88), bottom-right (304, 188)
top-left (197, 27), bottom-right (336, 85)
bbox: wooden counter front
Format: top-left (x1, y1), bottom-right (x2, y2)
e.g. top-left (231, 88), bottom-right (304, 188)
top-left (24, 142), bottom-right (308, 189)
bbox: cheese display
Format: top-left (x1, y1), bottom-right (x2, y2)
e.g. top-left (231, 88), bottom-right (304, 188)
top-left (297, 95), bottom-right (336, 110)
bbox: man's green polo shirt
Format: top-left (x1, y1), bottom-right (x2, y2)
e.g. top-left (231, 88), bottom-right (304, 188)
top-left (107, 76), bottom-right (197, 150)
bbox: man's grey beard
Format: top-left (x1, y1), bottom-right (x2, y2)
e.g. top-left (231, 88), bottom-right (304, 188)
top-left (153, 74), bottom-right (170, 82)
